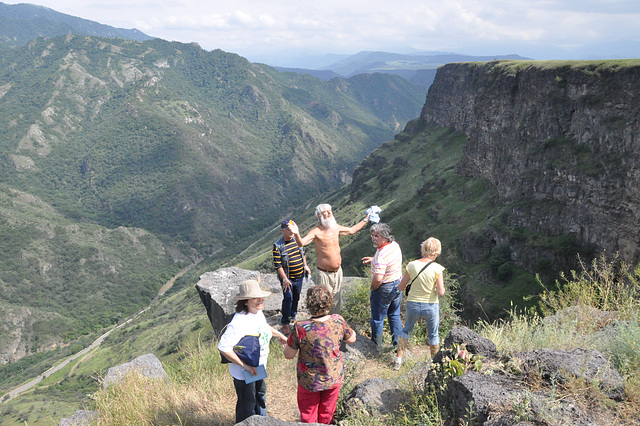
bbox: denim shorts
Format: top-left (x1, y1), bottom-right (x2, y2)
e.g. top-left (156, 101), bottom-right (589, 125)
top-left (399, 301), bottom-right (440, 346)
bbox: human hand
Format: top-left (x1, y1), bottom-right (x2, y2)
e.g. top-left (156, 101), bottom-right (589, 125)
top-left (245, 365), bottom-right (257, 376)
top-left (277, 334), bottom-right (288, 345)
top-left (288, 220), bottom-right (299, 235)
top-left (361, 256), bottom-right (373, 265)
top-left (282, 279), bottom-right (292, 291)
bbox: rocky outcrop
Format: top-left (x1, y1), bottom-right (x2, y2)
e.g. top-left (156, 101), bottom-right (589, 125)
top-left (58, 410), bottom-right (97, 426)
top-left (439, 325), bottom-right (499, 360)
top-left (515, 348), bottom-right (625, 401)
top-left (195, 267), bottom-right (363, 333)
top-left (343, 326), bottom-right (625, 424)
top-left (421, 60), bottom-right (640, 267)
top-left (429, 327), bottom-right (625, 425)
top-left (342, 377), bottom-right (410, 416)
top-left (102, 353), bottom-right (168, 388)
top-left (236, 415), bottom-right (324, 425)
top-left (195, 267), bottom-right (289, 332)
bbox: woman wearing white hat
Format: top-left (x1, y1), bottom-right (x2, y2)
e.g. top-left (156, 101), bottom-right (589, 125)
top-left (218, 280), bottom-right (288, 423)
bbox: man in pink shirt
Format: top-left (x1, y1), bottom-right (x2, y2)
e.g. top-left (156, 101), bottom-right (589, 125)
top-left (361, 223), bottom-right (403, 352)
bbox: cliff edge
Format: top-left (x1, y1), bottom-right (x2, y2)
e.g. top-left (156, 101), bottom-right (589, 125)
top-left (422, 60), bottom-right (640, 265)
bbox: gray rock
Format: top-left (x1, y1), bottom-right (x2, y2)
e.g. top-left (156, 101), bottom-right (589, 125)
top-left (441, 326), bottom-right (499, 360)
top-left (58, 410), bottom-right (97, 426)
top-left (449, 372), bottom-right (597, 426)
top-left (102, 353), bottom-right (168, 388)
top-left (448, 371), bottom-right (523, 423)
top-left (195, 268), bottom-right (280, 332)
top-left (342, 377), bottom-right (410, 415)
top-left (515, 348), bottom-right (625, 400)
top-left (195, 267), bottom-right (363, 333)
top-left (195, 267), bottom-right (316, 332)
top-left (342, 331), bottom-right (377, 361)
top-left (543, 305), bottom-right (618, 329)
top-left (235, 415), bottom-right (324, 425)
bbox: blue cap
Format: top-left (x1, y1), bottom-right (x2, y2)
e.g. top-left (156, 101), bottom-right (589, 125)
top-left (281, 220), bottom-right (291, 229)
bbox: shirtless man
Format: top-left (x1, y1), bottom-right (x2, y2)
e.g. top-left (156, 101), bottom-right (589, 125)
top-left (288, 204), bottom-right (370, 314)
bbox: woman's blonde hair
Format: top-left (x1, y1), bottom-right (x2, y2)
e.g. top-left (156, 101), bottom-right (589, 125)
top-left (421, 237), bottom-right (442, 258)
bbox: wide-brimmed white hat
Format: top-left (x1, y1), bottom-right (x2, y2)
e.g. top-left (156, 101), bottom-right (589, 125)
top-left (236, 280), bottom-right (271, 300)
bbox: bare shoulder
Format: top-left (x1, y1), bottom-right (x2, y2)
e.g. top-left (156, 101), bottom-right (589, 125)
top-left (305, 226), bottom-right (321, 237)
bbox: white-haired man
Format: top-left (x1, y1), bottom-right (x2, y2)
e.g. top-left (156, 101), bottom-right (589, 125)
top-left (288, 204), bottom-right (369, 314)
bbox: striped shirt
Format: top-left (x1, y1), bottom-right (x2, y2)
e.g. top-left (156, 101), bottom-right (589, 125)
top-left (273, 239), bottom-right (305, 279)
top-left (371, 241), bottom-right (402, 283)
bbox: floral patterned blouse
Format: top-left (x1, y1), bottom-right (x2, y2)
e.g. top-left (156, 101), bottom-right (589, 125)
top-left (287, 314), bottom-right (354, 392)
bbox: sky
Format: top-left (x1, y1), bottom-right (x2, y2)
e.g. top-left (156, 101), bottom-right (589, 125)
top-left (5, 0), bottom-right (640, 66)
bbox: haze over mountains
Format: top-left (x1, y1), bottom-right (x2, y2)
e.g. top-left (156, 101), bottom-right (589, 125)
top-left (0, 1), bottom-right (526, 89)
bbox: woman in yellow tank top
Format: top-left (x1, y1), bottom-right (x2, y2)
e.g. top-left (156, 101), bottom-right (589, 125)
top-left (393, 237), bottom-right (445, 370)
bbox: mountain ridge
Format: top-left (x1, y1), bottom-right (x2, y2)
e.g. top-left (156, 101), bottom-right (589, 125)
top-left (0, 2), bottom-right (152, 48)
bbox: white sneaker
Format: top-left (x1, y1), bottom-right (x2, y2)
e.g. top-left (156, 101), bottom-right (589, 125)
top-left (392, 358), bottom-right (402, 371)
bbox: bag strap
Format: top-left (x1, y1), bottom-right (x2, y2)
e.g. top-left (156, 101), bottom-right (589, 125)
top-left (409, 260), bottom-right (435, 285)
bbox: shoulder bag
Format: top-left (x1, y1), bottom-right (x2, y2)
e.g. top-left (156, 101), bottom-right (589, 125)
top-left (404, 261), bottom-right (435, 296)
top-left (220, 328), bottom-right (261, 367)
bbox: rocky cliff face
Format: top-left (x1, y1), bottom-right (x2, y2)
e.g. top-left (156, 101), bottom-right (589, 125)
top-left (421, 60), bottom-right (640, 266)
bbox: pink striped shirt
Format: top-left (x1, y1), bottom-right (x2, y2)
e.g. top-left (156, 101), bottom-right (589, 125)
top-left (371, 241), bottom-right (402, 283)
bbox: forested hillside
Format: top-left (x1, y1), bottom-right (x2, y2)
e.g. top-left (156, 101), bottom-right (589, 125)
top-left (0, 35), bottom-right (424, 252)
top-left (0, 34), bottom-right (424, 363)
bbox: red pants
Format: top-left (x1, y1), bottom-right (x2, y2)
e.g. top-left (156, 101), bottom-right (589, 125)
top-left (297, 383), bottom-right (341, 424)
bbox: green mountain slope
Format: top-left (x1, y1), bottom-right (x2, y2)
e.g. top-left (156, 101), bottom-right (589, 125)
top-left (0, 2), bottom-right (151, 48)
top-left (0, 34), bottom-right (424, 364)
top-left (0, 182), bottom-right (194, 364)
top-left (0, 35), bottom-right (424, 253)
top-left (236, 119), bottom-right (593, 321)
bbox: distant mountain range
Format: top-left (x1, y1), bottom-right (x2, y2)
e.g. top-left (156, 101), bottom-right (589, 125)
top-left (0, 1), bottom-right (152, 48)
top-left (0, 1), bottom-right (529, 90)
top-left (274, 51), bottom-right (530, 87)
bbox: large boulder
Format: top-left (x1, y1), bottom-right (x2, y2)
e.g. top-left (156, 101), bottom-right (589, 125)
top-left (426, 328), bottom-right (626, 424)
top-left (58, 410), bottom-right (97, 426)
top-left (195, 267), bottom-right (293, 331)
top-left (447, 372), bottom-right (523, 424)
top-left (102, 353), bottom-right (168, 388)
top-left (195, 267), bottom-right (362, 332)
top-left (236, 415), bottom-right (324, 425)
top-left (448, 372), bottom-right (595, 426)
top-left (514, 348), bottom-right (625, 401)
top-left (342, 331), bottom-right (378, 361)
top-left (236, 415), bottom-right (321, 426)
top-left (342, 377), bottom-right (410, 416)
top-left (439, 326), bottom-right (499, 360)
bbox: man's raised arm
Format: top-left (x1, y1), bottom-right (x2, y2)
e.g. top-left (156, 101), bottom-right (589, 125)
top-left (288, 220), bottom-right (315, 247)
top-left (338, 212), bottom-right (371, 236)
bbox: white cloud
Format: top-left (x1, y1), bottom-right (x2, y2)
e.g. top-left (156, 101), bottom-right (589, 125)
top-left (2, 0), bottom-right (639, 62)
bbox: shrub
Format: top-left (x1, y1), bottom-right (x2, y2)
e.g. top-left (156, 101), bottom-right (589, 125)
top-left (538, 253), bottom-right (640, 320)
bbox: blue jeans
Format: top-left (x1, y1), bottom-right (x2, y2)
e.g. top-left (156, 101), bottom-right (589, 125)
top-left (233, 377), bottom-right (267, 423)
top-left (400, 301), bottom-right (440, 346)
top-left (370, 279), bottom-right (402, 348)
top-left (281, 275), bottom-right (303, 324)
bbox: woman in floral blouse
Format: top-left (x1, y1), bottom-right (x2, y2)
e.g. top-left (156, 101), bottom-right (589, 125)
top-left (284, 285), bottom-right (356, 424)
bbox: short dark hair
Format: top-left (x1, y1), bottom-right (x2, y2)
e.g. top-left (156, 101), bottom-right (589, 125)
top-left (306, 285), bottom-right (333, 316)
top-left (370, 223), bottom-right (394, 242)
top-left (235, 299), bottom-right (249, 313)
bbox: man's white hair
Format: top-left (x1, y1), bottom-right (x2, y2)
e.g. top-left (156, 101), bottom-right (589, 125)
top-left (315, 204), bottom-right (331, 218)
